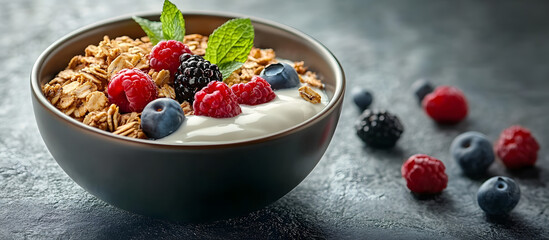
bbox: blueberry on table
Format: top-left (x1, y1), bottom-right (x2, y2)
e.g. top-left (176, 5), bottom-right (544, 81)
top-left (450, 131), bottom-right (495, 177)
top-left (351, 88), bottom-right (373, 110)
top-left (259, 62), bottom-right (300, 90)
top-left (141, 98), bottom-right (186, 139)
top-left (477, 176), bottom-right (520, 215)
top-left (412, 79), bottom-right (434, 103)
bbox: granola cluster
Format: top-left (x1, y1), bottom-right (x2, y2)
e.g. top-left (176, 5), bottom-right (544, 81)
top-left (42, 34), bottom-right (325, 139)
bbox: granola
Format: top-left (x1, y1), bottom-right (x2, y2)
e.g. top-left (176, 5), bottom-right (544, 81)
top-left (43, 34), bottom-right (325, 139)
top-left (298, 85), bottom-right (322, 104)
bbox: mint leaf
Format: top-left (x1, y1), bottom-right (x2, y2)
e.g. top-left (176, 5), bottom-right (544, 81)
top-left (218, 61), bottom-right (244, 80)
top-left (132, 16), bottom-right (163, 45)
top-left (204, 18), bottom-right (254, 79)
top-left (160, 0), bottom-right (185, 42)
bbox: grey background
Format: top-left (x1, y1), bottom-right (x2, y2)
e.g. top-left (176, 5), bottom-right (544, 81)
top-left (1, 0), bottom-right (548, 239)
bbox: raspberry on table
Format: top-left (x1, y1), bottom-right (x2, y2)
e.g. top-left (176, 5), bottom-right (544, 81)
top-left (174, 53), bottom-right (223, 103)
top-left (230, 76), bottom-right (276, 105)
top-left (401, 154), bottom-right (448, 194)
top-left (422, 85), bottom-right (468, 124)
top-left (193, 81), bottom-right (242, 118)
top-left (355, 110), bottom-right (404, 148)
top-left (107, 68), bottom-right (157, 113)
top-left (149, 40), bottom-right (192, 74)
top-left (494, 125), bottom-right (540, 169)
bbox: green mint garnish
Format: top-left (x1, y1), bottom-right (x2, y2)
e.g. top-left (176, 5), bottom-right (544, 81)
top-left (217, 61), bottom-right (246, 80)
top-left (160, 0), bottom-right (185, 42)
top-left (133, 1), bottom-right (255, 80)
top-left (132, 16), bottom-right (163, 45)
top-left (204, 18), bottom-right (255, 80)
top-left (132, 0), bottom-right (185, 45)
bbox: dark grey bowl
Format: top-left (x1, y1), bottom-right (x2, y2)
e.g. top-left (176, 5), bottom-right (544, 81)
top-left (31, 11), bottom-right (345, 221)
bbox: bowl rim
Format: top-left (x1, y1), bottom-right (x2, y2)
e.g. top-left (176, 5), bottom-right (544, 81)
top-left (31, 10), bottom-right (345, 149)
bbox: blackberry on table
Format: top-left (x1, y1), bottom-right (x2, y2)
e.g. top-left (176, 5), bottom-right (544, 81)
top-left (355, 109), bottom-right (404, 148)
top-left (174, 53), bottom-right (223, 103)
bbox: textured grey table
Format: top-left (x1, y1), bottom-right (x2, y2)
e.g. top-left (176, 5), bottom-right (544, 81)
top-left (1, 0), bottom-right (548, 239)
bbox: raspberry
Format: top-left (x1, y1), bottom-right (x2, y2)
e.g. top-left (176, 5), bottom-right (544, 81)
top-left (193, 81), bottom-right (242, 118)
top-left (422, 85), bottom-right (468, 124)
top-left (494, 125), bottom-right (540, 169)
top-left (401, 154), bottom-right (448, 194)
top-left (355, 110), bottom-right (404, 148)
top-left (174, 53), bottom-right (222, 103)
top-left (230, 76), bottom-right (276, 105)
top-left (107, 68), bottom-right (157, 113)
top-left (149, 40), bottom-right (192, 74)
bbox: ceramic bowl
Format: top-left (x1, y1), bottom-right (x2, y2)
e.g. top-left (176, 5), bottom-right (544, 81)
top-left (31, 11), bottom-right (345, 221)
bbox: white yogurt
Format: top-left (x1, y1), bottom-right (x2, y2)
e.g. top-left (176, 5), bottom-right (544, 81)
top-left (157, 87), bottom-right (328, 144)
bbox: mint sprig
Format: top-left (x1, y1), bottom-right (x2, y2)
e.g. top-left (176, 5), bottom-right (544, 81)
top-left (160, 0), bottom-right (185, 42)
top-left (204, 18), bottom-right (255, 80)
top-left (132, 0), bottom-right (184, 45)
top-left (132, 16), bottom-right (163, 45)
top-left (133, 1), bottom-right (255, 79)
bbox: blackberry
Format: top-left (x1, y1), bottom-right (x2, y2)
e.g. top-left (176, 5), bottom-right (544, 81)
top-left (355, 110), bottom-right (404, 148)
top-left (174, 53), bottom-right (222, 103)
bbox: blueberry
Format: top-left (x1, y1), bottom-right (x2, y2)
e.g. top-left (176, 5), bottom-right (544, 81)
top-left (477, 176), bottom-right (520, 215)
top-left (259, 62), bottom-right (299, 90)
top-left (450, 131), bottom-right (495, 177)
top-left (412, 79), bottom-right (434, 103)
top-left (351, 88), bottom-right (373, 110)
top-left (141, 98), bottom-right (185, 139)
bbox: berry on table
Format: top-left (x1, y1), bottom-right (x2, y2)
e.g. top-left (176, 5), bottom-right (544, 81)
top-left (259, 62), bottom-right (300, 90)
top-left (351, 87), bottom-right (373, 110)
top-left (494, 125), bottom-right (540, 169)
top-left (477, 176), bottom-right (520, 215)
top-left (401, 154), bottom-right (448, 194)
top-left (450, 131), bottom-right (495, 177)
top-left (411, 79), bottom-right (434, 103)
top-left (174, 53), bottom-right (223, 104)
top-left (422, 85), bottom-right (468, 124)
top-left (141, 98), bottom-right (185, 139)
top-left (149, 40), bottom-right (192, 74)
top-left (107, 68), bottom-right (157, 113)
top-left (355, 110), bottom-right (404, 148)
top-left (230, 76), bottom-right (276, 105)
top-left (193, 81), bottom-right (242, 118)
